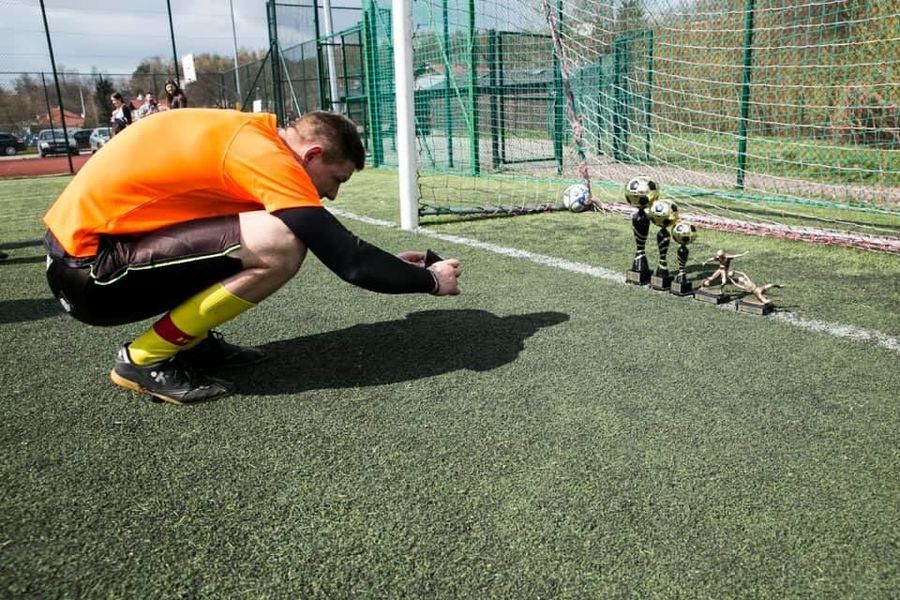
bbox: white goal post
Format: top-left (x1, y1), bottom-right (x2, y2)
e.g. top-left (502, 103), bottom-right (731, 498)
top-left (392, 0), bottom-right (419, 230)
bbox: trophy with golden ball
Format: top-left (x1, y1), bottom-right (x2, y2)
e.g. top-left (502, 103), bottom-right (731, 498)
top-left (648, 199), bottom-right (679, 290)
top-left (624, 176), bottom-right (659, 285)
top-left (669, 220), bottom-right (697, 296)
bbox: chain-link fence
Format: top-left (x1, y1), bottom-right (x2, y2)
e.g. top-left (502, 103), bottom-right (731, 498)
top-left (0, 0), bottom-right (275, 174)
top-left (264, 1), bottom-right (364, 121)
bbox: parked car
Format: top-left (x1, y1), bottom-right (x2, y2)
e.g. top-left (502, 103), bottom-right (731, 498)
top-left (72, 129), bottom-right (93, 150)
top-left (89, 127), bottom-right (111, 152)
top-left (36, 129), bottom-right (77, 157)
top-left (0, 132), bottom-right (27, 156)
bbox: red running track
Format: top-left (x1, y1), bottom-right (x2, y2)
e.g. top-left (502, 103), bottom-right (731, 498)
top-left (0, 154), bottom-right (91, 179)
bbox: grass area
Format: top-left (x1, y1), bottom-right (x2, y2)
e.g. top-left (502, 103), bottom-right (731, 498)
top-left (1, 171), bottom-right (899, 598)
top-left (450, 129), bottom-right (899, 188)
top-left (648, 132), bottom-right (899, 188)
top-left (402, 170), bottom-right (900, 334)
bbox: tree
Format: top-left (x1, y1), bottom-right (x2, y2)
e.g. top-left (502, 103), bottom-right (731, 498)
top-left (6, 74), bottom-right (51, 133)
top-left (615, 0), bottom-right (647, 35)
top-left (94, 76), bottom-right (114, 127)
top-left (567, 0), bottom-right (617, 57)
top-left (127, 50), bottom-right (268, 108)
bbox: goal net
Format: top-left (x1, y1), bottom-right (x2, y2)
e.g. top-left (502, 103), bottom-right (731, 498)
top-left (394, 0), bottom-right (898, 250)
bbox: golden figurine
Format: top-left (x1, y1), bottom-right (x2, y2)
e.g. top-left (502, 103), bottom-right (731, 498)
top-left (695, 249), bottom-right (782, 314)
top-left (732, 270), bottom-right (783, 314)
top-left (699, 250), bottom-right (748, 289)
top-left (695, 249), bottom-right (746, 305)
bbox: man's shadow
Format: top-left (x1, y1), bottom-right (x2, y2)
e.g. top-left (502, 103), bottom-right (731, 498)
top-left (242, 309), bottom-right (569, 395)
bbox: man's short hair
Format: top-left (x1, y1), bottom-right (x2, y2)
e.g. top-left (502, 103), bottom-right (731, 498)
top-left (292, 111), bottom-right (366, 171)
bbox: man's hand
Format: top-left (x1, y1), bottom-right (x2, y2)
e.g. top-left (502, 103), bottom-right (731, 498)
top-left (396, 249), bottom-right (445, 267)
top-left (428, 259), bottom-right (462, 295)
top-left (396, 249), bottom-right (460, 295)
top-left (396, 251), bottom-right (426, 267)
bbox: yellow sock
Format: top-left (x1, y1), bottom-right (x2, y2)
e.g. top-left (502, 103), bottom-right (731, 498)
top-left (128, 283), bottom-right (256, 365)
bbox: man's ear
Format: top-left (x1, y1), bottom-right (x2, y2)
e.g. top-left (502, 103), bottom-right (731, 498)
top-left (301, 145), bottom-right (323, 162)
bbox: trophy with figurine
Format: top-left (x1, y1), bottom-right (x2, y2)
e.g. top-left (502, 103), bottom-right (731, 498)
top-left (733, 270), bottom-right (783, 315)
top-left (696, 249), bottom-right (748, 304)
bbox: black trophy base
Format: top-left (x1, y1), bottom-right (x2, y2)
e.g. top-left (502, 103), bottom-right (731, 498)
top-left (670, 280), bottom-right (694, 296)
top-left (626, 270), bottom-right (651, 286)
top-left (650, 274), bottom-right (672, 291)
top-left (738, 297), bottom-right (775, 315)
top-left (695, 287), bottom-right (731, 304)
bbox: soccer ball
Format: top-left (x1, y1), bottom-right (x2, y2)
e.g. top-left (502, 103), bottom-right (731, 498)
top-left (562, 183), bottom-right (590, 213)
top-left (671, 220), bottom-right (698, 245)
top-left (648, 199), bottom-right (679, 227)
top-left (624, 176), bottom-right (660, 208)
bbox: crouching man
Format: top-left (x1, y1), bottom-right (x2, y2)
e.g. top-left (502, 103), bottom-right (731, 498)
top-left (44, 109), bottom-right (461, 404)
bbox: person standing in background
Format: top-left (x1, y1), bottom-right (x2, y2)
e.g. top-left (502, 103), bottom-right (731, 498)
top-left (110, 92), bottom-right (133, 136)
top-left (165, 80), bottom-right (188, 109)
top-left (134, 92), bottom-right (160, 120)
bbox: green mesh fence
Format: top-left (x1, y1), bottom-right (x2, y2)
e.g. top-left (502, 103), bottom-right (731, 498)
top-left (267, 0), bottom-right (365, 121)
top-left (358, 0), bottom-right (899, 233)
top-left (362, 1), bottom-right (397, 166)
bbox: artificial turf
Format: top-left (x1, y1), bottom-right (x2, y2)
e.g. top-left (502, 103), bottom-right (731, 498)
top-left (1, 172), bottom-right (898, 598)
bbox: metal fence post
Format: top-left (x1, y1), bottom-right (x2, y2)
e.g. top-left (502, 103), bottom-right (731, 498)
top-left (39, 0), bottom-right (73, 174)
top-left (736, 0), bottom-right (755, 189)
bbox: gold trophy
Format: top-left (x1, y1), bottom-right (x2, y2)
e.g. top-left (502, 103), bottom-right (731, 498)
top-left (670, 220), bottom-right (697, 296)
top-left (624, 176), bottom-right (659, 286)
top-left (648, 199), bottom-right (679, 291)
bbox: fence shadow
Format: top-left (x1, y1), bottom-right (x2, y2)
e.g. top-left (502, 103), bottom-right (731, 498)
top-left (0, 297), bottom-right (64, 324)
top-left (240, 309), bottom-right (569, 395)
top-left (0, 255), bottom-right (47, 267)
top-left (1, 239), bottom-right (43, 250)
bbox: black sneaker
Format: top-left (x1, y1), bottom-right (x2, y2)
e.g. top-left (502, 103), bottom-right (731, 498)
top-left (110, 345), bottom-right (234, 405)
top-left (178, 331), bottom-right (268, 370)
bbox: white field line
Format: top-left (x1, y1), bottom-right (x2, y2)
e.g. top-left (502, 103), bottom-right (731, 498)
top-left (331, 208), bottom-right (900, 355)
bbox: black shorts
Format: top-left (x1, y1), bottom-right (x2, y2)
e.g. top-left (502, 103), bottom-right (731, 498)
top-left (46, 216), bottom-right (243, 326)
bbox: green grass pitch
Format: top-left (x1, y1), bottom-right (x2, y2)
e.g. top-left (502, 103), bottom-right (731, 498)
top-left (1, 172), bottom-right (898, 598)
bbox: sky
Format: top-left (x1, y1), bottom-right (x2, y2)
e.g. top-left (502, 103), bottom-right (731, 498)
top-left (3, 0), bottom-right (362, 78)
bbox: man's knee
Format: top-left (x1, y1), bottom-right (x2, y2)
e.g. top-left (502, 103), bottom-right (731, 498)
top-left (237, 211), bottom-right (307, 276)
